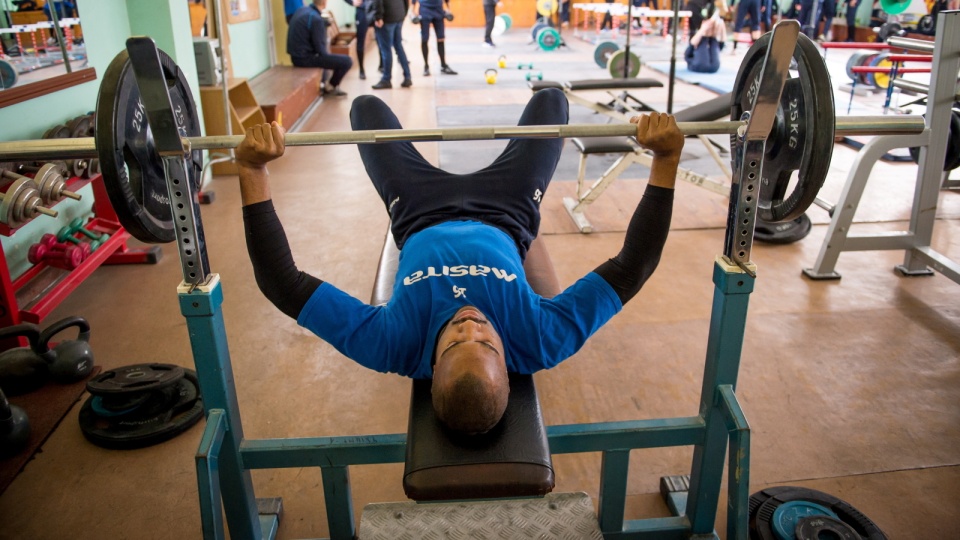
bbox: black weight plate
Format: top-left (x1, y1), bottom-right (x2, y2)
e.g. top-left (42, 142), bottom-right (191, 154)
top-left (917, 15), bottom-right (935, 36)
top-left (731, 32), bottom-right (834, 223)
top-left (95, 48), bottom-right (203, 244)
top-left (796, 515), bottom-right (861, 539)
top-left (909, 110), bottom-right (960, 171)
top-left (754, 213), bottom-right (812, 244)
top-left (748, 486), bottom-right (888, 540)
top-left (79, 369), bottom-right (203, 450)
top-left (86, 363), bottom-right (185, 396)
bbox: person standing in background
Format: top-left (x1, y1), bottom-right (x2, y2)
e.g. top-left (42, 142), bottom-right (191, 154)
top-left (482, 0), bottom-right (499, 47)
top-left (370, 0), bottom-right (413, 89)
top-left (843, 0), bottom-right (857, 41)
top-left (285, 0), bottom-right (305, 22)
top-left (344, 0), bottom-right (378, 79)
top-left (411, 0), bottom-right (458, 76)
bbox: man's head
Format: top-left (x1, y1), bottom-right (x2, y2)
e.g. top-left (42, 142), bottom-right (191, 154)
top-left (432, 306), bottom-right (509, 434)
top-left (313, 0), bottom-right (327, 8)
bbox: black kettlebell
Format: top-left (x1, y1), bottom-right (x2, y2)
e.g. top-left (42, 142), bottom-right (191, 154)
top-left (37, 316), bottom-right (94, 383)
top-left (1, 386), bottom-right (30, 458)
top-left (0, 323), bottom-right (47, 396)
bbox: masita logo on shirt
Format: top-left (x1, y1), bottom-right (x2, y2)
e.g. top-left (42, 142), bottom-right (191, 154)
top-left (403, 265), bottom-right (517, 285)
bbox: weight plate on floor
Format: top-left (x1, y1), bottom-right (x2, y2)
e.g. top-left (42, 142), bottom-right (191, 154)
top-left (857, 53), bottom-right (879, 84)
top-left (531, 22), bottom-right (549, 42)
top-left (909, 110), bottom-right (960, 171)
top-left (537, 27), bottom-right (561, 51)
top-left (868, 53), bottom-right (894, 89)
top-left (844, 51), bottom-right (869, 82)
top-left (594, 41), bottom-right (620, 68)
top-left (917, 15), bottom-right (935, 36)
top-left (0, 58), bottom-right (17, 89)
top-left (754, 213), bottom-right (812, 244)
top-left (607, 50), bottom-right (641, 78)
top-left (493, 15), bottom-right (507, 36)
top-left (79, 369), bottom-right (203, 449)
top-left (748, 486), bottom-right (888, 540)
top-left (731, 32), bottom-right (834, 223)
top-left (95, 48), bottom-right (203, 244)
top-left (501, 14), bottom-right (512, 30)
top-left (86, 363), bottom-right (185, 396)
top-left (771, 500), bottom-right (838, 540)
top-left (796, 515), bottom-right (862, 539)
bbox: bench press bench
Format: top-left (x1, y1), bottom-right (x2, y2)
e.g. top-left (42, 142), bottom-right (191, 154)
top-left (371, 230), bottom-right (561, 501)
top-left (530, 78), bottom-right (664, 120)
top-left (562, 92), bottom-right (733, 233)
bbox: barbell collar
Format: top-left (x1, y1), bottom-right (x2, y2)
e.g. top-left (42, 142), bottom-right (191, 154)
top-left (886, 36), bottom-right (935, 53)
top-left (0, 117), bottom-right (927, 162)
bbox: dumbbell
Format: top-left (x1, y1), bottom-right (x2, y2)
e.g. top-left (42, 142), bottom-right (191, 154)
top-left (37, 316), bottom-right (94, 383)
top-left (485, 68), bottom-right (498, 84)
top-left (443, 10), bottom-right (454, 21)
top-left (0, 177), bottom-right (58, 227)
top-left (525, 71), bottom-right (543, 81)
top-left (517, 63), bottom-right (535, 70)
top-left (1, 386), bottom-right (30, 458)
top-left (28, 240), bottom-right (87, 270)
top-left (57, 217), bottom-right (110, 248)
top-left (11, 163), bottom-right (82, 204)
top-left (410, 14), bottom-right (421, 24)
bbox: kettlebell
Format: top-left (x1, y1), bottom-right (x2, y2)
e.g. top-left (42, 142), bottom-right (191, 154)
top-left (497, 55), bottom-right (507, 69)
top-left (0, 323), bottom-right (47, 396)
top-left (443, 10), bottom-right (454, 22)
top-left (485, 68), bottom-right (498, 85)
top-left (37, 316), bottom-right (94, 383)
top-left (1, 386), bottom-right (30, 458)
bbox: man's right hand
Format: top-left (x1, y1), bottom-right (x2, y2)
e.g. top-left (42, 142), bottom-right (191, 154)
top-left (236, 122), bottom-right (286, 170)
top-left (631, 113), bottom-right (684, 161)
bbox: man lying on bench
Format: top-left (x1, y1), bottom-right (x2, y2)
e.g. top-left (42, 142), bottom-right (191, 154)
top-left (234, 88), bottom-right (683, 435)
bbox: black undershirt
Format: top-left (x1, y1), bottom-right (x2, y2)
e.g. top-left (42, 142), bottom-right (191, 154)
top-left (242, 184), bottom-right (673, 318)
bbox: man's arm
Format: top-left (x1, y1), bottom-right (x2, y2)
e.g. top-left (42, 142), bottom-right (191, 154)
top-left (237, 123), bottom-right (324, 319)
top-left (593, 113), bottom-right (684, 305)
top-left (310, 10), bottom-right (330, 55)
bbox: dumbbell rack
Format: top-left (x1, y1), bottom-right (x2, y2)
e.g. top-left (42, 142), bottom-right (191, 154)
top-left (0, 172), bottom-right (161, 338)
top-left (803, 11), bottom-right (960, 284)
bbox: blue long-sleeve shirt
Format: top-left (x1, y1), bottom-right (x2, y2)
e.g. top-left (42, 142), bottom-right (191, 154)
top-left (286, 4), bottom-right (329, 58)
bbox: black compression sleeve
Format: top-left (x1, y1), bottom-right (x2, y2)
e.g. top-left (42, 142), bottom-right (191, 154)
top-left (243, 201), bottom-right (323, 319)
top-left (593, 184), bottom-right (673, 305)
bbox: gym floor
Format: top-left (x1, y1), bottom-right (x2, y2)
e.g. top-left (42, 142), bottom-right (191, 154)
top-left (1, 24), bottom-right (959, 540)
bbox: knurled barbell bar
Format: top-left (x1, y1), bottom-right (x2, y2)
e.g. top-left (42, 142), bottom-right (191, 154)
top-left (0, 33), bottom-right (927, 244)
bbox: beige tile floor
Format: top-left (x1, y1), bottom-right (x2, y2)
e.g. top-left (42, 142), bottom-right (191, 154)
top-left (1, 26), bottom-right (958, 540)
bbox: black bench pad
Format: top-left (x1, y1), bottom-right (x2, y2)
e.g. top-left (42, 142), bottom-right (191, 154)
top-left (673, 92), bottom-right (732, 123)
top-left (573, 136), bottom-right (638, 154)
top-left (529, 80), bottom-right (565, 91)
top-left (403, 374), bottom-right (554, 501)
top-left (566, 78), bottom-right (664, 91)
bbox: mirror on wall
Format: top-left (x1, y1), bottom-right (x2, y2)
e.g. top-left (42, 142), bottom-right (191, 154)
top-left (0, 0), bottom-right (91, 105)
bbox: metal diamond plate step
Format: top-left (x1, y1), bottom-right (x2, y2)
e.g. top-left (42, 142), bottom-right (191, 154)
top-left (358, 492), bottom-right (603, 540)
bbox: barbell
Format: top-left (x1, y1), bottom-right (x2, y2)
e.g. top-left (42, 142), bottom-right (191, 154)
top-left (0, 33), bottom-right (926, 245)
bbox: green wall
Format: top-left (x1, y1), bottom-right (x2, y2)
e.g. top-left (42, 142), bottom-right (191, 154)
top-left (226, 0), bottom-right (272, 79)
top-left (0, 0), bottom-right (203, 279)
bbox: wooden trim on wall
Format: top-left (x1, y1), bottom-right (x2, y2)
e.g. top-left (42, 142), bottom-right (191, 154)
top-left (0, 68), bottom-right (98, 109)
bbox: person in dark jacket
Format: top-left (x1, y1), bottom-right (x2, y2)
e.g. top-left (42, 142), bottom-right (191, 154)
top-left (370, 0), bottom-right (413, 89)
top-left (411, 0), bottom-right (457, 76)
top-left (343, 0), bottom-right (378, 79)
top-left (287, 0), bottom-right (354, 97)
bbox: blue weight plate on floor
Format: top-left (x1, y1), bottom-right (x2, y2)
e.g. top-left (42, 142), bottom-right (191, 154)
top-left (594, 41), bottom-right (620, 68)
top-left (771, 501), bottom-right (838, 540)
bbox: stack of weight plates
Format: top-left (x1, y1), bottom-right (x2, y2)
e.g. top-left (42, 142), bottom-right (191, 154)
top-left (749, 486), bottom-right (887, 540)
top-left (78, 363), bottom-right (204, 449)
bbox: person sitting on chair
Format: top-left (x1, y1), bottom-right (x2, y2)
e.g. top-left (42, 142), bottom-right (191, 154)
top-left (287, 0), bottom-right (354, 97)
top-left (685, 3), bottom-right (726, 73)
top-left (234, 88), bottom-right (684, 435)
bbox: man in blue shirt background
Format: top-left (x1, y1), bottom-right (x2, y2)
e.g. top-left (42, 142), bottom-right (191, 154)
top-left (287, 0), bottom-right (354, 97)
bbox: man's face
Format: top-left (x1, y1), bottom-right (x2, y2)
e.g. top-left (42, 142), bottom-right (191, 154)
top-left (433, 306), bottom-right (506, 385)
